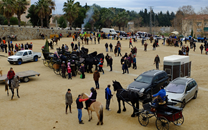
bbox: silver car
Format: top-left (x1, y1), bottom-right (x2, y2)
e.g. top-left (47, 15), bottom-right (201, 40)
top-left (165, 77), bottom-right (198, 108)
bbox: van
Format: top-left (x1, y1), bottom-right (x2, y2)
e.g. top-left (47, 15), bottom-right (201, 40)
top-left (101, 28), bottom-right (117, 35)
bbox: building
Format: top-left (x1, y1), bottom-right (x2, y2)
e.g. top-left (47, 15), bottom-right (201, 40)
top-left (182, 15), bottom-right (208, 37)
top-left (0, 0), bottom-right (31, 23)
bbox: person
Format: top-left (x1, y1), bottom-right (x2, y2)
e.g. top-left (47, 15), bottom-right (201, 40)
top-left (144, 42), bottom-right (148, 51)
top-left (108, 56), bottom-right (113, 71)
top-left (186, 46), bottom-right (189, 55)
top-left (7, 67), bottom-right (15, 88)
top-left (200, 44), bottom-right (204, 54)
top-left (85, 87), bottom-right (97, 110)
top-left (105, 85), bottom-right (113, 111)
top-left (105, 43), bottom-right (108, 52)
top-left (141, 38), bottom-right (144, 45)
top-left (132, 55), bottom-right (137, 69)
top-left (4, 42), bottom-right (7, 53)
top-left (78, 40), bottom-right (81, 51)
top-left (94, 37), bottom-right (96, 44)
top-left (76, 95), bottom-right (89, 124)
top-left (99, 58), bottom-right (104, 74)
top-left (193, 42), bottom-right (196, 51)
top-left (71, 42), bottom-right (74, 50)
top-left (25, 43), bottom-right (28, 50)
top-left (61, 61), bottom-right (66, 78)
top-left (65, 89), bottom-right (73, 114)
top-left (93, 70), bottom-right (100, 89)
top-left (129, 38), bottom-right (133, 48)
top-left (67, 62), bottom-right (72, 79)
top-left (105, 53), bottom-right (109, 66)
top-left (109, 43), bottom-right (113, 52)
top-left (80, 63), bottom-right (85, 79)
top-left (114, 46), bottom-right (117, 57)
top-left (118, 46), bottom-right (122, 56)
top-left (123, 57), bottom-right (129, 74)
top-left (154, 55), bottom-right (160, 70)
top-left (152, 86), bottom-right (166, 108)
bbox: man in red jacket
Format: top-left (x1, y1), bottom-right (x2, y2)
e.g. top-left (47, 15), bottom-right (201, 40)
top-left (7, 68), bottom-right (15, 88)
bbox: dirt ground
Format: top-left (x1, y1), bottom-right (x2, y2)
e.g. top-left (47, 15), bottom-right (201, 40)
top-left (0, 37), bottom-right (208, 130)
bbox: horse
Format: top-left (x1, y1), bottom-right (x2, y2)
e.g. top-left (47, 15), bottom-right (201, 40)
top-left (112, 81), bottom-right (141, 117)
top-left (5, 76), bottom-right (20, 100)
top-left (81, 93), bottom-right (103, 125)
top-left (52, 37), bottom-right (60, 45)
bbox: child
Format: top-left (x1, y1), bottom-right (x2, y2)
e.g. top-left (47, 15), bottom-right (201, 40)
top-left (67, 62), bottom-right (72, 79)
top-left (122, 62), bottom-right (125, 74)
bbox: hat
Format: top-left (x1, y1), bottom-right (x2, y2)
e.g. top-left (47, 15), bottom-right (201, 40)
top-left (68, 89), bottom-right (71, 91)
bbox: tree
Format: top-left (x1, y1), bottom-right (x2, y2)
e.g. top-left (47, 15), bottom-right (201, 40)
top-left (63, 0), bottom-right (80, 29)
top-left (14, 0), bottom-right (29, 27)
top-left (114, 11), bottom-right (128, 30)
top-left (0, 0), bottom-right (15, 26)
top-left (35, 0), bottom-right (46, 28)
top-left (44, 0), bottom-right (55, 27)
top-left (199, 6), bottom-right (208, 14)
top-left (179, 5), bottom-right (195, 17)
top-left (171, 10), bottom-right (184, 33)
top-left (0, 14), bottom-right (6, 25)
top-left (72, 7), bottom-right (86, 28)
top-left (3, 16), bottom-right (18, 25)
top-left (101, 8), bottom-right (115, 27)
top-left (58, 16), bottom-right (67, 28)
top-left (26, 4), bottom-right (51, 27)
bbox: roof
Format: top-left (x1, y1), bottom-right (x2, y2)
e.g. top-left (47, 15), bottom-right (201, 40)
top-left (163, 55), bottom-right (189, 64)
top-left (141, 69), bottom-right (164, 76)
top-left (184, 14), bottom-right (208, 20)
top-left (171, 77), bottom-right (193, 85)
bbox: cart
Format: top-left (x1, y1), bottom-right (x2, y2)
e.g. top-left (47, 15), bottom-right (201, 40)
top-left (138, 98), bottom-right (184, 130)
top-left (0, 70), bottom-right (40, 83)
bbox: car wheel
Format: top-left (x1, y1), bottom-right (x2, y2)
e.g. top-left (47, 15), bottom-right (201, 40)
top-left (23, 77), bottom-right (29, 82)
top-left (9, 61), bottom-right (14, 64)
top-left (193, 91), bottom-right (197, 99)
top-left (18, 59), bottom-right (22, 65)
top-left (181, 100), bottom-right (186, 108)
top-left (34, 56), bottom-right (38, 62)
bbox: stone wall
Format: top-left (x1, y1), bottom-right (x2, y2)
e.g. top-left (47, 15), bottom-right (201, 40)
top-left (0, 25), bottom-right (75, 41)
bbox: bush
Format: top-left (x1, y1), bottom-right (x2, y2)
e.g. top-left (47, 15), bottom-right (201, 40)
top-left (0, 15), bottom-right (6, 25)
top-left (3, 17), bottom-right (18, 25)
top-left (21, 21), bottom-right (26, 26)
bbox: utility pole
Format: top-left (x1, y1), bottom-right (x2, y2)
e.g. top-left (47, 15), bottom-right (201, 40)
top-left (149, 6), bottom-right (153, 34)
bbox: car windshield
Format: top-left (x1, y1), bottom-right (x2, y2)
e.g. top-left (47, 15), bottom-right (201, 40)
top-left (15, 52), bottom-right (23, 56)
top-left (135, 75), bottom-right (153, 84)
top-left (165, 83), bottom-right (185, 93)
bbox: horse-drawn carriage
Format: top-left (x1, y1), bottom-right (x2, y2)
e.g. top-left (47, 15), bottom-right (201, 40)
top-left (112, 81), bottom-right (184, 130)
top-left (8, 35), bottom-right (17, 41)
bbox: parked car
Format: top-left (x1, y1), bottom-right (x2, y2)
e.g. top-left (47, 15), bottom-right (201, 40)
top-left (8, 50), bottom-right (41, 65)
top-left (127, 70), bottom-right (169, 99)
top-left (101, 28), bottom-right (117, 35)
top-left (165, 77), bottom-right (198, 108)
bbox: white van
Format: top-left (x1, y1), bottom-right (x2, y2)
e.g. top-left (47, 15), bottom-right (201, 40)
top-left (101, 28), bottom-right (117, 35)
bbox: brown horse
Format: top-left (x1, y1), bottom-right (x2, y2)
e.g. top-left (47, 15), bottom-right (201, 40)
top-left (81, 93), bottom-right (103, 125)
top-left (5, 76), bottom-right (20, 100)
top-left (166, 38), bottom-right (176, 46)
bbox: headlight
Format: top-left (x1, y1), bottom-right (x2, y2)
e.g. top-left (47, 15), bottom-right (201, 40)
top-left (127, 85), bottom-right (130, 89)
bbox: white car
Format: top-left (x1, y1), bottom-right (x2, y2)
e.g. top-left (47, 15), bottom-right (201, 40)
top-left (8, 50), bottom-right (41, 65)
top-left (165, 77), bottom-right (198, 108)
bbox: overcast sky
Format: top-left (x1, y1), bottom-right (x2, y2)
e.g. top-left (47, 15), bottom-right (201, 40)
top-left (31, 0), bottom-right (208, 14)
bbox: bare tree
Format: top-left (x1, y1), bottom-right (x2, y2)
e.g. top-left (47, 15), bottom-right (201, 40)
top-left (199, 6), bottom-right (208, 14)
top-left (179, 5), bottom-right (195, 17)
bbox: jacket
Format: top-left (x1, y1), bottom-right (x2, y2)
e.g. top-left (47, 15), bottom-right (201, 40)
top-left (7, 71), bottom-right (15, 79)
top-left (67, 68), bottom-right (71, 73)
top-left (89, 90), bottom-right (97, 100)
top-left (93, 72), bottom-right (100, 81)
top-left (76, 98), bottom-right (88, 109)
top-left (105, 87), bottom-right (112, 100)
top-left (99, 61), bottom-right (103, 67)
top-left (153, 89), bottom-right (166, 101)
top-left (65, 92), bottom-right (73, 105)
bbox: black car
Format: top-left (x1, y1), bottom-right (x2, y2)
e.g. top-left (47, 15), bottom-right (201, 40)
top-left (127, 70), bottom-right (169, 99)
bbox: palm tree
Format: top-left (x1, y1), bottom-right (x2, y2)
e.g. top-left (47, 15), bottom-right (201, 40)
top-left (35, 0), bottom-right (46, 28)
top-left (115, 11), bottom-right (128, 31)
top-left (44, 0), bottom-right (55, 28)
top-left (101, 8), bottom-right (115, 27)
top-left (14, 0), bottom-right (29, 27)
top-left (63, 0), bottom-right (80, 29)
top-left (0, 0), bottom-right (15, 26)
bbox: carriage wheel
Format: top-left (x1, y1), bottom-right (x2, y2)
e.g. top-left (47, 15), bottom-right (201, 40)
top-left (53, 68), bottom-right (60, 75)
top-left (173, 115), bottom-right (184, 126)
top-left (138, 113), bottom-right (149, 126)
top-left (156, 116), bottom-right (169, 130)
top-left (48, 62), bottom-right (54, 69)
top-left (43, 60), bottom-right (48, 67)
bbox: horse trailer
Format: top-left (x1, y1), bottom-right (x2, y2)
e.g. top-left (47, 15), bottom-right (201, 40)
top-left (163, 55), bottom-right (191, 81)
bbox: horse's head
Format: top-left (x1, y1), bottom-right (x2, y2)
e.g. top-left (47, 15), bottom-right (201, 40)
top-left (81, 93), bottom-right (89, 99)
top-left (112, 81), bottom-right (123, 91)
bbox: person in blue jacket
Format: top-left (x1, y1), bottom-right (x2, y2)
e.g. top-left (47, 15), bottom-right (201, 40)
top-left (105, 85), bottom-right (113, 111)
top-left (152, 86), bottom-right (166, 107)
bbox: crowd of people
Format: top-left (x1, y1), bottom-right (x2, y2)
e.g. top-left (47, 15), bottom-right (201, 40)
top-left (0, 37), bottom-right (33, 56)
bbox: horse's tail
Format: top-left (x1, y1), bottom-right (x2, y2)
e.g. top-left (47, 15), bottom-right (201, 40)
top-left (99, 105), bottom-right (103, 123)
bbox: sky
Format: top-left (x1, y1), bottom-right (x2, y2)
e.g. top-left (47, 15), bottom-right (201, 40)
top-left (31, 0), bottom-right (208, 14)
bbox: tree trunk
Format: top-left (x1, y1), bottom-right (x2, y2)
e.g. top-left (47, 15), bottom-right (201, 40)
top-left (18, 15), bottom-right (21, 27)
top-left (7, 18), bottom-right (10, 26)
top-left (119, 26), bottom-right (121, 31)
top-left (41, 18), bottom-right (43, 28)
top-left (46, 15), bottom-right (49, 28)
top-left (123, 26), bottom-right (125, 31)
